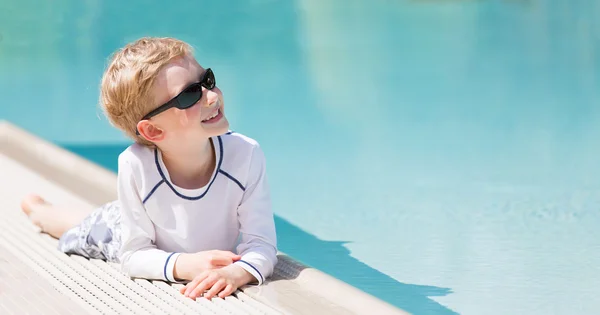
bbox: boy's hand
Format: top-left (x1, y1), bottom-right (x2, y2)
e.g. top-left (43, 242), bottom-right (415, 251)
top-left (180, 264), bottom-right (255, 300)
top-left (174, 250), bottom-right (241, 281)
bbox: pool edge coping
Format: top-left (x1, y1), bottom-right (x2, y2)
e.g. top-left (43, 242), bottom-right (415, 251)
top-left (0, 120), bottom-right (407, 315)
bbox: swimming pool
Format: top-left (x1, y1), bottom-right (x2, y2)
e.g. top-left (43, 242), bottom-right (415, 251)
top-left (1, 0), bottom-right (599, 314)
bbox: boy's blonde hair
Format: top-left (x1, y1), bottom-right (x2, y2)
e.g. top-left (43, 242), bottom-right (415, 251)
top-left (100, 37), bottom-right (193, 146)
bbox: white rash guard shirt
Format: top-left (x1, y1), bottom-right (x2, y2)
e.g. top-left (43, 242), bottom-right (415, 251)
top-left (117, 131), bottom-right (277, 285)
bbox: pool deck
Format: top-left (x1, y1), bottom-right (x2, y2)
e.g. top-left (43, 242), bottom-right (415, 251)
top-left (0, 120), bottom-right (406, 315)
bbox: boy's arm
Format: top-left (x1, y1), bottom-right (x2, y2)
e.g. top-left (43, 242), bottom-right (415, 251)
top-left (233, 145), bottom-right (278, 285)
top-left (117, 153), bottom-right (181, 282)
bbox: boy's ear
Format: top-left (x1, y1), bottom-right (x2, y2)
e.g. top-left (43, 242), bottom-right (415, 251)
top-left (137, 121), bottom-right (165, 142)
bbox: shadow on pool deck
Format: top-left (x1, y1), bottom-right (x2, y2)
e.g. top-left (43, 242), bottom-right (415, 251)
top-left (63, 143), bottom-right (458, 315)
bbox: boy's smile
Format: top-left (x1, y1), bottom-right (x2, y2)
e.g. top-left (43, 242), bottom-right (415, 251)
top-left (201, 99), bottom-right (224, 124)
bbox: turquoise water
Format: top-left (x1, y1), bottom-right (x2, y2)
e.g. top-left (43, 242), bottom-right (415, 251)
top-left (1, 0), bottom-right (599, 314)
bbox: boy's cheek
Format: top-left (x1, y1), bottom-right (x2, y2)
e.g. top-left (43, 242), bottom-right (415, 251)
top-left (173, 105), bottom-right (202, 129)
top-left (184, 103), bottom-right (202, 119)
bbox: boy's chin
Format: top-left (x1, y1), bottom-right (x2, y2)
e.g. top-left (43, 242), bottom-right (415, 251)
top-left (199, 118), bottom-right (230, 136)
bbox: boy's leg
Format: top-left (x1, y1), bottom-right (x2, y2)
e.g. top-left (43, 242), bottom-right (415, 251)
top-left (21, 195), bottom-right (92, 239)
top-left (57, 200), bottom-right (122, 262)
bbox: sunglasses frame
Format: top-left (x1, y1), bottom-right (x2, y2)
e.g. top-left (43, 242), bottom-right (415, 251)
top-left (141, 68), bottom-right (215, 121)
top-left (135, 68), bottom-right (215, 136)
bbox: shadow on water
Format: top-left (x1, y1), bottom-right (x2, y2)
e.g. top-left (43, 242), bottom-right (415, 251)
top-left (62, 143), bottom-right (458, 315)
top-left (274, 216), bottom-right (458, 315)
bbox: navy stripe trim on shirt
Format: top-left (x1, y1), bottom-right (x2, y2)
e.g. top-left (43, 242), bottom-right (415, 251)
top-left (154, 136), bottom-right (224, 200)
top-left (163, 252), bottom-right (177, 282)
top-left (219, 169), bottom-right (245, 191)
top-left (237, 260), bottom-right (264, 283)
top-left (142, 179), bottom-right (165, 204)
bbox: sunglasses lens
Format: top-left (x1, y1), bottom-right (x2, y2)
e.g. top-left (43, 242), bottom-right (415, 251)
top-left (177, 84), bottom-right (202, 109)
top-left (174, 69), bottom-right (215, 110)
top-left (203, 69), bottom-right (215, 89)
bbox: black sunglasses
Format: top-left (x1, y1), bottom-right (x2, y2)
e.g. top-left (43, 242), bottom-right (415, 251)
top-left (140, 68), bottom-right (216, 121)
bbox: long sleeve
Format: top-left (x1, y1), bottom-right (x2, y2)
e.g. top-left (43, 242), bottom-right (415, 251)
top-left (233, 145), bottom-right (278, 285)
top-left (117, 153), bottom-right (181, 282)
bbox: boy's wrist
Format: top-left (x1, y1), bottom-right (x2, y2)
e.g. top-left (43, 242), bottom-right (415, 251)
top-left (226, 263), bottom-right (255, 287)
top-left (173, 253), bottom-right (192, 281)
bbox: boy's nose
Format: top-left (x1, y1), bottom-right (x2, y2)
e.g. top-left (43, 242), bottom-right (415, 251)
top-left (204, 89), bottom-right (219, 107)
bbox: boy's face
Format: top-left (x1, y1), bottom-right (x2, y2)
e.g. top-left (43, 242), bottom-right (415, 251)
top-left (138, 54), bottom-right (229, 144)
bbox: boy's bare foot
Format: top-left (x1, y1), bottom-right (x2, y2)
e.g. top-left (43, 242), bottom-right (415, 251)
top-left (21, 194), bottom-right (49, 217)
top-left (21, 194), bottom-right (84, 239)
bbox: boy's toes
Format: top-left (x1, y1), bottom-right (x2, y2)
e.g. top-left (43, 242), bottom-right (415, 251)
top-left (21, 194), bottom-right (48, 216)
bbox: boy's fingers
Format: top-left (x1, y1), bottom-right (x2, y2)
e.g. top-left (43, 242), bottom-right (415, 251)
top-left (210, 256), bottom-right (232, 266)
top-left (209, 251), bottom-right (241, 264)
top-left (218, 284), bottom-right (235, 298)
top-left (184, 273), bottom-right (207, 297)
top-left (210, 250), bottom-right (237, 257)
top-left (190, 275), bottom-right (218, 299)
top-left (211, 253), bottom-right (241, 266)
top-left (184, 280), bottom-right (197, 297)
top-left (219, 250), bottom-right (241, 259)
top-left (204, 279), bottom-right (226, 299)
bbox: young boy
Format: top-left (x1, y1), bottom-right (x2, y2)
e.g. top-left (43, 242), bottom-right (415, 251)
top-left (20, 37), bottom-right (278, 300)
